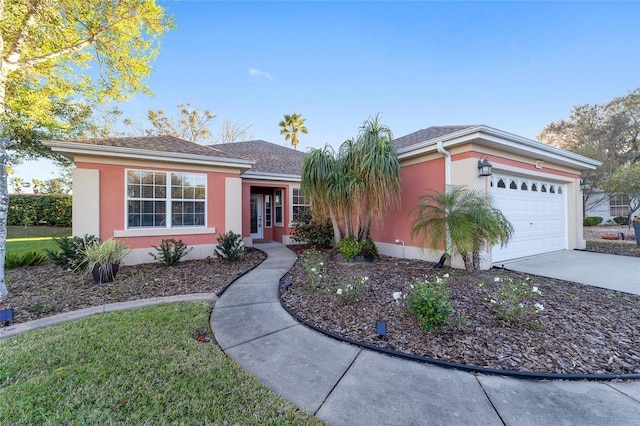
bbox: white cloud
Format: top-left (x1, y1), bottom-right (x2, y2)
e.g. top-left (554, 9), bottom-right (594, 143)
top-left (248, 67), bottom-right (273, 80)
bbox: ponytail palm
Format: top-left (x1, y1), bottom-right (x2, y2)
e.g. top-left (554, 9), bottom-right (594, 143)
top-left (410, 186), bottom-right (514, 273)
top-left (300, 114), bottom-right (401, 245)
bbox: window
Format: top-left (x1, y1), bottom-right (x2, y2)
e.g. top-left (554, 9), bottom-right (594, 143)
top-left (127, 170), bottom-right (206, 229)
top-left (274, 189), bottom-right (283, 226)
top-left (291, 187), bottom-right (311, 222)
top-left (610, 195), bottom-right (630, 217)
top-left (509, 180), bottom-right (518, 190)
top-left (265, 194), bottom-right (272, 228)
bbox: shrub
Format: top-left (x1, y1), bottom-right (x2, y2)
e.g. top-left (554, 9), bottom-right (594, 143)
top-left (7, 194), bottom-right (72, 227)
top-left (359, 237), bottom-right (379, 261)
top-left (613, 216), bottom-right (629, 225)
top-left (150, 239), bottom-right (192, 266)
top-left (5, 251), bottom-right (48, 269)
top-left (485, 276), bottom-right (543, 324)
top-left (404, 276), bottom-right (453, 331)
top-left (337, 237), bottom-right (361, 260)
top-left (291, 210), bottom-right (334, 248)
top-left (299, 249), bottom-right (327, 289)
top-left (335, 276), bottom-right (368, 306)
top-left (214, 231), bottom-right (245, 262)
top-left (46, 234), bottom-right (100, 271)
top-left (583, 216), bottom-right (603, 226)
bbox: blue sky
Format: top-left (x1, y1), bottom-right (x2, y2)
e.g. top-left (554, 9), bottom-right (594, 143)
top-left (13, 0), bottom-right (640, 184)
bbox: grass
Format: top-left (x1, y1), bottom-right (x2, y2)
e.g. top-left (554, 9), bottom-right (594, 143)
top-left (7, 225), bottom-right (71, 240)
top-left (6, 226), bottom-right (71, 257)
top-left (0, 302), bottom-right (322, 425)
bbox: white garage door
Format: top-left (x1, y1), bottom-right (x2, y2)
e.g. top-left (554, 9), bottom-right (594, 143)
top-left (491, 175), bottom-right (567, 263)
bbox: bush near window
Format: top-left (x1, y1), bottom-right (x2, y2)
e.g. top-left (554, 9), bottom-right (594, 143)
top-left (613, 216), bottom-right (630, 225)
top-left (46, 235), bottom-right (100, 271)
top-left (214, 231), bottom-right (245, 262)
top-left (583, 216), bottom-right (604, 226)
top-left (291, 210), bottom-right (333, 249)
top-left (150, 239), bottom-right (192, 266)
top-left (7, 194), bottom-right (72, 227)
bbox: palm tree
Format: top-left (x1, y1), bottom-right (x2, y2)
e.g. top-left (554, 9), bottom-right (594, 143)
top-left (410, 186), bottom-right (514, 273)
top-left (279, 113), bottom-right (308, 150)
top-left (300, 114), bottom-right (401, 244)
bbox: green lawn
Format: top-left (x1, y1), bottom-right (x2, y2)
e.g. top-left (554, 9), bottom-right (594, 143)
top-left (7, 225), bottom-right (71, 240)
top-left (6, 226), bottom-right (71, 257)
top-left (0, 302), bottom-right (322, 425)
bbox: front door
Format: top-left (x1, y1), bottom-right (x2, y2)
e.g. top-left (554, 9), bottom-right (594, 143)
top-left (250, 195), bottom-right (263, 240)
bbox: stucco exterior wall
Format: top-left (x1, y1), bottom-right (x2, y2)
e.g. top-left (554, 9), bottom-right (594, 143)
top-left (371, 157), bottom-right (446, 263)
top-left (72, 168), bottom-right (100, 238)
top-left (75, 159), bottom-right (241, 265)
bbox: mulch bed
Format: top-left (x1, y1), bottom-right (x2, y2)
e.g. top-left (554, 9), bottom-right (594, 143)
top-left (280, 246), bottom-right (640, 375)
top-left (1, 248), bottom-right (266, 326)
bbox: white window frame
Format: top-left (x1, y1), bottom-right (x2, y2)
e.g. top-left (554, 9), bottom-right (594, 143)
top-left (609, 194), bottom-right (630, 217)
top-left (125, 169), bottom-right (207, 230)
top-left (290, 186), bottom-right (311, 225)
top-left (274, 189), bottom-right (284, 227)
top-left (264, 194), bottom-right (272, 228)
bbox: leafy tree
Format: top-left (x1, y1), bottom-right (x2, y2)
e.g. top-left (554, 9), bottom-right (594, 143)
top-left (0, 0), bottom-right (174, 299)
top-left (215, 119), bottom-right (252, 144)
top-left (10, 176), bottom-right (28, 194)
top-left (601, 163), bottom-right (640, 224)
top-left (126, 103), bottom-right (216, 143)
top-left (279, 113), bottom-right (308, 150)
top-left (31, 178), bottom-right (43, 194)
top-left (301, 114), bottom-right (401, 245)
top-left (538, 88), bottom-right (640, 213)
top-left (410, 186), bottom-right (514, 273)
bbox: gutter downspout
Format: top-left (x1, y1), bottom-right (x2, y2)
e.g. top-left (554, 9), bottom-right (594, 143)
top-left (436, 141), bottom-right (452, 262)
top-left (436, 141), bottom-right (451, 188)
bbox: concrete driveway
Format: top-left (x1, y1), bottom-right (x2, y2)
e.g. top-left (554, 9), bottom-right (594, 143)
top-left (498, 250), bottom-right (640, 295)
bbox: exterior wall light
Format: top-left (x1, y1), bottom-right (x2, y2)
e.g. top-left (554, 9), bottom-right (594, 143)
top-left (478, 157), bottom-right (493, 177)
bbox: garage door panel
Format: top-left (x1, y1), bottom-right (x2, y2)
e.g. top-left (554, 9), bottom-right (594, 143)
top-left (491, 175), bottom-right (566, 263)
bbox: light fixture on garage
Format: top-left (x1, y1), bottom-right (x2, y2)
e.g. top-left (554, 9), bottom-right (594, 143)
top-left (477, 157), bottom-right (493, 177)
top-left (580, 178), bottom-right (591, 191)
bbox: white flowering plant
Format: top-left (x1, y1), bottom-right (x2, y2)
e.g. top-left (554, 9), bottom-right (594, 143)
top-left (299, 249), bottom-right (327, 289)
top-left (335, 276), bottom-right (368, 306)
top-left (485, 275), bottom-right (544, 324)
top-left (404, 276), bottom-right (453, 331)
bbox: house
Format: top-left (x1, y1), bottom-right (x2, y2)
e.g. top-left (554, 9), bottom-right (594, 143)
top-left (584, 189), bottom-right (638, 224)
top-left (45, 136), bottom-right (307, 264)
top-left (45, 124), bottom-right (600, 269)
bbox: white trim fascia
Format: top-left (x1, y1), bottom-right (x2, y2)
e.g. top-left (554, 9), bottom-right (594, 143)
top-left (240, 170), bottom-right (301, 182)
top-left (114, 227), bottom-right (216, 238)
top-left (396, 125), bottom-right (601, 170)
top-left (44, 141), bottom-right (255, 169)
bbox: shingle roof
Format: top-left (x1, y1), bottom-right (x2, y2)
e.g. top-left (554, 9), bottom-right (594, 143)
top-left (62, 135), bottom-right (243, 160)
top-left (393, 126), bottom-right (477, 150)
top-left (212, 140), bottom-right (305, 176)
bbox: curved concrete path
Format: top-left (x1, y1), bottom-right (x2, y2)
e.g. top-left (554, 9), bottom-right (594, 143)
top-left (212, 242), bottom-right (640, 426)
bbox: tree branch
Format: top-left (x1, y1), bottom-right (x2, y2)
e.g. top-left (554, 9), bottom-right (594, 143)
top-left (4, 0), bottom-right (42, 65)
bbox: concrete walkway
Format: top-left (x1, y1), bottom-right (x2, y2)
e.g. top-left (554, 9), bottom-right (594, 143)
top-left (500, 250), bottom-right (640, 296)
top-left (212, 243), bottom-right (640, 426)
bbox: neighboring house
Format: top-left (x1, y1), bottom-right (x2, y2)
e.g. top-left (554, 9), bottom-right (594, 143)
top-left (45, 124), bottom-right (600, 269)
top-left (584, 189), bottom-right (638, 223)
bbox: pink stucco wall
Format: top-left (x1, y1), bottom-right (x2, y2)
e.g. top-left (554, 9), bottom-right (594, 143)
top-left (370, 158), bottom-right (446, 246)
top-left (76, 162), bottom-right (238, 249)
